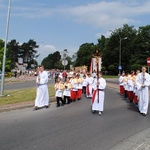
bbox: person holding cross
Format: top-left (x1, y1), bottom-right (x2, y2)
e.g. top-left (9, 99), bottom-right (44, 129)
top-left (91, 71), bottom-right (106, 116)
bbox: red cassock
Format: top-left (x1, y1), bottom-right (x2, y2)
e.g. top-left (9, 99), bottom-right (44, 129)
top-left (86, 85), bottom-right (90, 96)
top-left (70, 91), bottom-right (77, 100)
top-left (77, 89), bottom-right (82, 99)
top-left (120, 86), bottom-right (125, 95)
top-left (128, 91), bottom-right (134, 101)
top-left (133, 94), bottom-right (138, 104)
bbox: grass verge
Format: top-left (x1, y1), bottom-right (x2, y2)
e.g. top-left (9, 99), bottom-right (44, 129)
top-left (103, 75), bottom-right (118, 78)
top-left (0, 85), bottom-right (55, 106)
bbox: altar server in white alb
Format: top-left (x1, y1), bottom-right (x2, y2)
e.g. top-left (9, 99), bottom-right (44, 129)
top-left (86, 73), bottom-right (94, 98)
top-left (92, 71), bottom-right (106, 115)
top-left (119, 72), bottom-right (125, 95)
top-left (34, 65), bottom-right (49, 110)
top-left (136, 66), bottom-right (150, 116)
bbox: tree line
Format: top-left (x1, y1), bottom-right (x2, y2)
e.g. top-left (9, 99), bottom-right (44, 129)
top-left (0, 24), bottom-right (150, 73)
top-left (75, 24), bottom-right (150, 74)
top-left (0, 39), bottom-right (39, 71)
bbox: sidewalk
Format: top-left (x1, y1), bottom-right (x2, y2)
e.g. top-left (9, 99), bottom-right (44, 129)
top-left (4, 75), bottom-right (37, 83)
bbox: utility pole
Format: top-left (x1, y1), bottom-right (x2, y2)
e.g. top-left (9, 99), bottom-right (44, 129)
top-left (0, 0), bottom-right (11, 96)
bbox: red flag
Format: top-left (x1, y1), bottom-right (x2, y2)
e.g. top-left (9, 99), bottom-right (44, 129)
top-left (90, 58), bottom-right (92, 73)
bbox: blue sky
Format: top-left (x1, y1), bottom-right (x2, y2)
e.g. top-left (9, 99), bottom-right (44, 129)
top-left (0, 0), bottom-right (150, 64)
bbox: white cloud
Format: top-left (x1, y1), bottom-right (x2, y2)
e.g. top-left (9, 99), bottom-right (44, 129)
top-left (35, 44), bottom-right (78, 64)
top-left (36, 44), bottom-right (57, 64)
top-left (8, 1), bottom-right (150, 29)
top-left (65, 1), bottom-right (150, 28)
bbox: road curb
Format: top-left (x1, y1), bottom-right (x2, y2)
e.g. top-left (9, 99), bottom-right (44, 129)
top-left (0, 97), bottom-right (56, 113)
top-left (0, 83), bottom-right (119, 113)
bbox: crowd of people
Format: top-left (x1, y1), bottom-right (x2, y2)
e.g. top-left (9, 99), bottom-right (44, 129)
top-left (33, 66), bottom-right (106, 115)
top-left (119, 66), bottom-right (150, 116)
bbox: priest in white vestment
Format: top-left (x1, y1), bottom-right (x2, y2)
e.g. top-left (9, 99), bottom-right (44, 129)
top-left (34, 65), bottom-right (49, 110)
top-left (136, 66), bottom-right (150, 116)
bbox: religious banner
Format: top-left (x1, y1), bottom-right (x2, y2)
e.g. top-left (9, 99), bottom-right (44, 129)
top-left (91, 49), bottom-right (102, 72)
top-left (91, 58), bottom-right (102, 72)
top-left (92, 58), bottom-right (97, 72)
top-left (98, 57), bottom-right (102, 71)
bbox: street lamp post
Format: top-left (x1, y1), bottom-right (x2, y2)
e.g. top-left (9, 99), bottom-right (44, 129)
top-left (0, 0), bottom-right (11, 96)
top-left (33, 58), bottom-right (36, 70)
top-left (119, 36), bottom-right (127, 75)
top-left (109, 30), bottom-right (127, 75)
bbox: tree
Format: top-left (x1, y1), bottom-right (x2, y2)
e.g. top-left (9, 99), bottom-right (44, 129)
top-left (20, 39), bottom-right (39, 65)
top-left (75, 43), bottom-right (95, 69)
top-left (42, 51), bottom-right (62, 69)
top-left (102, 24), bottom-right (138, 74)
top-left (7, 39), bottom-right (20, 69)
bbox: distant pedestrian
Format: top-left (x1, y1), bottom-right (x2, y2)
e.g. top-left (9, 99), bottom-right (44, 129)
top-left (14, 69), bottom-right (17, 78)
top-left (55, 70), bottom-right (59, 83)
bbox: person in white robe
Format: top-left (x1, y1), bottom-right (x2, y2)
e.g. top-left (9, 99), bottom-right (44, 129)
top-left (123, 73), bottom-right (128, 98)
top-left (34, 65), bottom-right (50, 110)
top-left (82, 75), bottom-right (88, 95)
top-left (54, 77), bottom-right (65, 107)
top-left (63, 78), bottom-right (72, 104)
top-left (119, 72), bottom-right (125, 95)
top-left (91, 71), bottom-right (106, 115)
top-left (136, 66), bottom-right (150, 116)
top-left (86, 73), bottom-right (94, 98)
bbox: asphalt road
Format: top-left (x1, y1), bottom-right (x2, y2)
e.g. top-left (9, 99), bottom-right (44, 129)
top-left (0, 87), bottom-right (150, 150)
top-left (3, 78), bottom-right (118, 90)
top-left (3, 79), bottom-right (55, 90)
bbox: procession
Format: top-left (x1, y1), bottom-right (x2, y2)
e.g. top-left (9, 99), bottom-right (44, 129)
top-left (1, 1), bottom-right (150, 150)
top-left (33, 64), bottom-right (106, 115)
top-left (33, 63), bottom-right (150, 118)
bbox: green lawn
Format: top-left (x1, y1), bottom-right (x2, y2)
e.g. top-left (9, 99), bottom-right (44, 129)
top-left (0, 75), bottom-right (118, 106)
top-left (103, 75), bottom-right (118, 78)
top-left (0, 85), bottom-right (55, 106)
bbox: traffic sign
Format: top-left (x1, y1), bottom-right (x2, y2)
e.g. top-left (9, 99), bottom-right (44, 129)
top-left (62, 59), bottom-right (68, 66)
top-left (118, 66), bottom-right (122, 70)
top-left (147, 57), bottom-right (150, 66)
